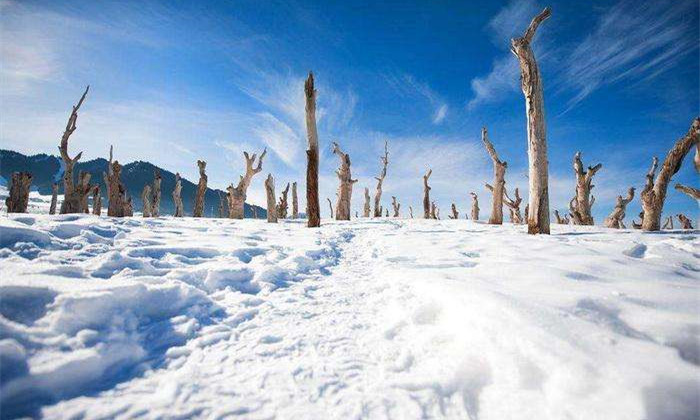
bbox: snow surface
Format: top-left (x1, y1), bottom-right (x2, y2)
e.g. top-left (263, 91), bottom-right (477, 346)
top-left (0, 213), bottom-right (698, 419)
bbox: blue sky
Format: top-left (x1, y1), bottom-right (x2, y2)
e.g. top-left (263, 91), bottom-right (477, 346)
top-left (1, 0), bottom-right (698, 221)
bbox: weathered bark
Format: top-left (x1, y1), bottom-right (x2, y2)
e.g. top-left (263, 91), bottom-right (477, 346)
top-left (123, 197), bottom-right (133, 217)
top-left (409, 206), bottom-right (414, 219)
top-left (277, 182), bottom-right (290, 219)
top-left (292, 182), bottom-right (299, 219)
top-left (142, 185), bottom-right (152, 217)
top-left (512, 7), bottom-right (551, 235)
top-left (49, 182), bottom-right (58, 215)
top-left (92, 185), bottom-right (101, 215)
top-left (470, 192), bottom-right (479, 221)
top-left (59, 86), bottom-right (90, 214)
top-left (641, 118), bottom-right (700, 231)
top-left (604, 187), bottom-right (635, 229)
top-left (392, 196), bottom-right (400, 217)
top-left (106, 161), bottom-right (129, 217)
top-left (449, 203), bottom-right (459, 219)
top-left (229, 149), bottom-right (267, 219)
top-left (570, 152), bottom-right (601, 225)
top-left (5, 172), bottom-right (32, 213)
top-left (173, 172), bottom-right (184, 217)
top-left (151, 170), bottom-right (161, 217)
top-left (264, 174), bottom-right (277, 223)
top-left (327, 197), bottom-right (334, 218)
top-left (554, 210), bottom-right (569, 225)
top-left (430, 201), bottom-right (437, 220)
top-left (504, 187), bottom-right (523, 224)
top-left (363, 187), bottom-right (371, 217)
top-left (482, 127), bottom-right (507, 224)
top-left (423, 169), bottom-right (432, 219)
top-left (193, 160), bottom-right (207, 218)
top-left (305, 72), bottom-right (320, 227)
top-left (662, 216), bottom-right (673, 230)
top-left (332, 142), bottom-right (357, 220)
top-left (373, 140), bottom-right (389, 217)
top-left (677, 214), bottom-right (693, 229)
top-left (77, 171), bottom-right (92, 213)
top-left (675, 183), bottom-right (700, 201)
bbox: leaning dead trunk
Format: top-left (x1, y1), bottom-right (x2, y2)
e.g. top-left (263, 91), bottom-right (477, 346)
top-left (142, 185), bottom-right (152, 217)
top-left (265, 174), bottom-right (277, 223)
top-left (151, 170), bottom-right (161, 217)
top-left (570, 152), bottom-right (602, 225)
top-left (512, 8), bottom-right (551, 234)
top-left (604, 187), bottom-right (635, 229)
top-left (229, 149), bottom-right (267, 219)
top-left (49, 182), bottom-right (58, 215)
top-left (92, 185), bottom-right (101, 215)
top-left (363, 187), bottom-right (371, 217)
top-left (277, 182), bottom-right (290, 219)
top-left (504, 187), bottom-right (523, 224)
top-left (482, 127), bottom-right (507, 224)
top-left (641, 118), bottom-right (700, 231)
top-left (5, 172), bottom-right (32, 213)
top-left (305, 72), bottom-right (321, 228)
top-left (678, 214), bottom-right (693, 229)
top-left (173, 172), bottom-right (184, 217)
top-left (675, 183), bottom-right (700, 201)
top-left (292, 182), bottom-right (299, 219)
top-left (332, 142), bottom-right (357, 220)
top-left (373, 141), bottom-right (389, 217)
top-left (449, 203), bottom-right (459, 219)
top-left (59, 86), bottom-right (89, 214)
top-left (193, 160), bottom-right (207, 217)
top-left (392, 196), bottom-right (400, 217)
top-left (423, 169), bottom-right (432, 219)
top-left (470, 192), bottom-right (479, 221)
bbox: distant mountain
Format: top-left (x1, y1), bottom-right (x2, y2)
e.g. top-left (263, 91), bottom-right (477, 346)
top-left (0, 149), bottom-right (266, 218)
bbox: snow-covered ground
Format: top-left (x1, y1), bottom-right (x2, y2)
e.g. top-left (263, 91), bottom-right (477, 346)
top-left (0, 213), bottom-right (698, 419)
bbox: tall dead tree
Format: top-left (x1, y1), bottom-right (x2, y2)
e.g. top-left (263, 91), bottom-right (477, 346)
top-left (277, 182), bottom-right (290, 219)
top-left (292, 182), bottom-right (299, 219)
top-left (59, 86), bottom-right (90, 214)
top-left (305, 72), bottom-right (321, 227)
top-left (229, 149), bottom-right (267, 219)
top-left (482, 127), bottom-right (507, 224)
top-left (264, 174), bottom-right (277, 223)
top-left (49, 182), bottom-right (58, 215)
top-left (512, 7), bottom-right (551, 234)
top-left (373, 140), bottom-right (389, 217)
top-left (504, 187), bottom-right (523, 224)
top-left (554, 210), bottom-right (569, 225)
top-left (332, 142), bottom-right (357, 220)
top-left (392, 196), bottom-right (400, 217)
top-left (470, 192), bottom-right (479, 221)
top-left (604, 187), bottom-right (635, 229)
top-left (641, 118), bottom-right (700, 231)
top-left (106, 161), bottom-right (129, 217)
top-left (5, 172), bottom-right (32, 213)
top-left (409, 206), bottom-right (414, 219)
top-left (570, 152), bottom-right (601, 225)
top-left (449, 203), bottom-right (459, 219)
top-left (363, 187), bottom-right (371, 217)
top-left (151, 170), bottom-right (161, 217)
top-left (92, 186), bottom-right (101, 215)
top-left (678, 214), bottom-right (693, 229)
top-left (193, 160), bottom-right (207, 218)
top-left (142, 185), bottom-right (152, 217)
top-left (173, 172), bottom-right (184, 217)
top-left (423, 169), bottom-right (432, 219)
top-left (675, 184), bottom-right (700, 201)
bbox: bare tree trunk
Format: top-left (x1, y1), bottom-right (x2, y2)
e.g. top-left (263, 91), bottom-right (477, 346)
top-left (430, 201), bottom-right (437, 219)
top-left (218, 192), bottom-right (226, 218)
top-left (409, 206), bottom-right (414, 219)
top-left (124, 197), bottom-right (133, 217)
top-left (641, 118), bottom-right (700, 231)
top-left (470, 192), bottom-right (479, 221)
top-left (193, 160), bottom-right (207, 217)
top-left (229, 149), bottom-right (267, 219)
top-left (570, 152), bottom-right (602, 225)
top-left (77, 171), bottom-right (92, 214)
top-left (253, 206), bottom-right (258, 219)
top-left (449, 203), bottom-right (459, 219)
top-left (151, 169), bottom-right (161, 217)
top-left (604, 187), bottom-right (635, 228)
top-left (6, 172), bottom-right (32, 213)
top-left (142, 185), bottom-right (152, 217)
top-left (106, 161), bottom-right (130, 217)
top-left (504, 187), bottom-right (523, 224)
top-left (59, 86), bottom-right (89, 214)
top-left (327, 197), bottom-right (334, 218)
top-left (305, 72), bottom-right (320, 228)
top-left (332, 142), bottom-right (357, 220)
top-left (392, 196), bottom-right (400, 217)
top-left (677, 214), bottom-right (693, 229)
top-left (662, 216), bottom-right (673, 230)
top-left (373, 140), bottom-right (389, 217)
top-left (554, 210), bottom-right (569, 225)
top-left (277, 182), bottom-right (290, 219)
top-left (265, 174), bottom-right (277, 223)
top-left (103, 145), bottom-right (113, 199)
top-left (512, 8), bottom-right (551, 234)
top-left (423, 169), bottom-right (432, 219)
top-left (363, 187), bottom-right (371, 217)
top-left (173, 172), bottom-right (184, 217)
top-left (292, 182), bottom-right (299, 219)
top-left (386, 207), bottom-right (390, 218)
top-left (92, 185), bottom-right (101, 215)
top-left (481, 127), bottom-right (507, 224)
top-left (675, 183), bottom-right (700, 201)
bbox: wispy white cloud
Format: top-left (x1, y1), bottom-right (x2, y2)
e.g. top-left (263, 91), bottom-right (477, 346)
top-left (383, 73), bottom-right (449, 125)
top-left (433, 104), bottom-right (448, 124)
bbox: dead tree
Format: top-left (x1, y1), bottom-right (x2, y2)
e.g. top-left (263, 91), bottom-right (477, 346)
top-left (218, 192), bottom-right (226, 218)
top-left (92, 185), bottom-right (101, 215)
top-left (363, 187), bottom-right (371, 217)
top-left (277, 182), bottom-right (290, 219)
top-left (409, 206), bottom-right (414, 219)
top-left (173, 172), bottom-right (184, 217)
top-left (49, 183), bottom-right (58, 215)
top-left (355, 211), bottom-right (358, 218)
top-left (678, 214), bottom-right (693, 229)
top-left (675, 183), bottom-right (700, 201)
top-left (386, 207), bottom-right (390, 218)
top-left (392, 196), bottom-right (400, 217)
top-left (77, 171), bottom-right (92, 213)
top-left (103, 145), bottom-right (113, 199)
top-left (265, 174), bottom-right (277, 223)
top-left (504, 187), bottom-right (523, 224)
top-left (58, 86), bottom-right (89, 214)
top-left (449, 203), bottom-right (459, 219)
top-left (332, 142), bottom-right (357, 220)
top-left (641, 118), bottom-right (700, 231)
top-left (305, 72), bottom-right (321, 227)
top-left (554, 210), bottom-right (569, 225)
top-left (107, 161), bottom-right (129, 217)
top-left (662, 216), bottom-right (673, 229)
top-left (124, 197), bottom-right (133, 217)
top-left (292, 182), bottom-right (299, 219)
top-left (570, 152), bottom-right (602, 225)
top-left (373, 140), bottom-right (389, 217)
top-left (151, 170), bottom-right (161, 217)
top-left (142, 185), bottom-right (152, 217)
top-left (327, 197), bottom-right (334, 218)
top-left (423, 169), bottom-right (432, 219)
top-left (229, 148), bottom-right (267, 219)
top-left (253, 206), bottom-right (258, 219)
top-left (430, 201), bottom-right (437, 219)
top-left (512, 7), bottom-right (551, 234)
top-left (470, 192), bottom-right (479, 221)
top-left (193, 160), bottom-right (207, 217)
top-left (604, 187), bottom-right (635, 229)
top-left (5, 172), bottom-right (32, 213)
top-left (482, 127), bottom-right (506, 224)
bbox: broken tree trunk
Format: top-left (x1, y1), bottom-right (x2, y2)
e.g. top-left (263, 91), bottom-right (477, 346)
top-left (482, 127), bottom-right (507, 224)
top-left (142, 185), bottom-right (152, 217)
top-left (512, 7), bottom-right (551, 234)
top-left (363, 187), bottom-right (371, 217)
top-left (423, 169), bottom-right (432, 219)
top-left (103, 145), bottom-right (113, 199)
top-left (571, 152), bottom-right (602, 225)
top-left (430, 201), bottom-right (437, 220)
top-left (554, 210), bottom-right (569, 225)
top-left (373, 140), bottom-right (389, 217)
top-left (470, 192), bottom-right (479, 221)
top-left (229, 148), bottom-right (267, 219)
top-left (504, 187), bottom-right (523, 224)
top-left (409, 206), bottom-right (414, 219)
top-left (5, 172), bottom-right (32, 213)
top-left (277, 182), bottom-right (290, 219)
top-left (77, 171), bottom-right (92, 213)
top-left (193, 160), bottom-right (207, 218)
top-left (332, 142), bottom-right (357, 220)
top-left (450, 203), bottom-right (459, 219)
top-left (92, 185), bottom-right (101, 215)
top-left (173, 172), bottom-right (184, 217)
top-left (151, 170), bottom-right (162, 217)
top-left (265, 174), bottom-right (277, 223)
top-left (124, 196), bottom-right (133, 217)
top-left (386, 207), bottom-right (390, 218)
top-left (662, 216), bottom-right (673, 229)
top-left (305, 72), bottom-right (321, 228)
top-left (59, 86), bottom-right (90, 214)
top-left (292, 182), bottom-right (299, 219)
top-left (641, 118), bottom-right (700, 231)
top-left (253, 206), bottom-right (258, 219)
top-left (327, 197), bottom-right (334, 218)
top-left (106, 161), bottom-right (129, 217)
top-left (392, 196), bottom-right (400, 217)
top-left (678, 214), bottom-right (693, 229)
top-left (675, 183), bottom-right (700, 201)
top-left (49, 182), bottom-right (58, 215)
top-left (604, 187), bottom-right (635, 229)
